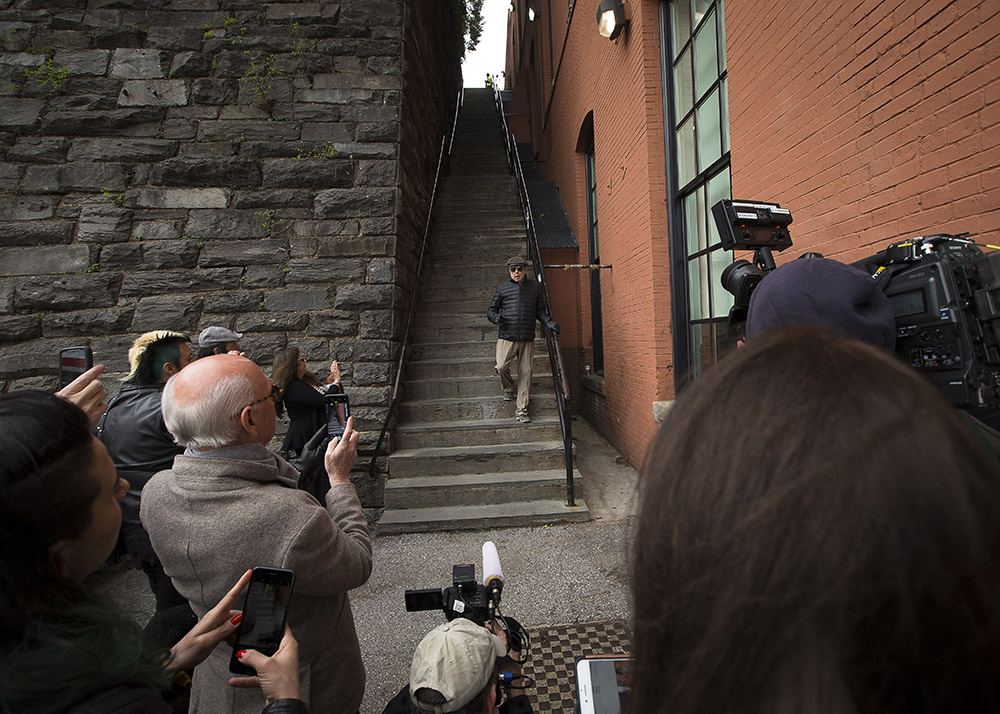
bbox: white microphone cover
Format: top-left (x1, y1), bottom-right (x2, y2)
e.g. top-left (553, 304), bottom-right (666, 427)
top-left (482, 541), bottom-right (504, 587)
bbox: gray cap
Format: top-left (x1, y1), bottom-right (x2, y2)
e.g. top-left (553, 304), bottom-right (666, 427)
top-left (198, 326), bottom-right (243, 347)
top-left (506, 255), bottom-right (528, 268)
top-left (409, 619), bottom-right (505, 713)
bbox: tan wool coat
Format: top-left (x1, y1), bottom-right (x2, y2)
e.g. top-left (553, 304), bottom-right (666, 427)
top-left (141, 444), bottom-right (372, 714)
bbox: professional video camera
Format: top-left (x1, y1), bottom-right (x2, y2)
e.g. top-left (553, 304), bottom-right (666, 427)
top-left (712, 198), bottom-right (1000, 410)
top-left (404, 541), bottom-right (507, 626)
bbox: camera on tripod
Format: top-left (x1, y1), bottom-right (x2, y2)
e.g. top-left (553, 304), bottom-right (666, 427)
top-left (404, 542), bottom-right (505, 626)
top-left (712, 198), bottom-right (1000, 410)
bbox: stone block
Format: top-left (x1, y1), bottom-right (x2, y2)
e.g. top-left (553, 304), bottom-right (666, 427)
top-left (360, 217), bottom-right (395, 235)
top-left (88, 334), bottom-right (138, 374)
top-left (285, 258), bottom-right (366, 284)
top-left (203, 290), bottom-right (262, 314)
top-left (296, 88), bottom-right (377, 104)
top-left (232, 190), bottom-right (313, 210)
top-left (99, 243), bottom-right (143, 269)
top-left (111, 49), bottom-right (169, 78)
top-left (145, 26), bottom-right (203, 52)
top-left (132, 220), bottom-right (183, 240)
top-left (119, 267), bottom-right (242, 297)
top-left (43, 307), bottom-right (133, 336)
top-left (170, 51), bottom-right (212, 78)
top-left (307, 312), bottom-right (357, 337)
top-left (185, 209), bottom-right (274, 242)
top-left (40, 108), bottom-right (165, 136)
top-left (160, 118), bottom-right (199, 140)
top-left (286, 219), bottom-right (360, 238)
top-left (263, 158), bottom-right (354, 189)
top-left (0, 23), bottom-right (33, 52)
top-left (67, 138), bottom-right (179, 162)
top-left (141, 241), bottom-right (200, 269)
top-left (0, 315), bottom-right (42, 342)
top-left (344, 385), bottom-right (391, 407)
top-left (1, 197), bottom-right (60, 222)
top-left (53, 50), bottom-right (110, 76)
top-left (327, 338), bottom-right (393, 363)
top-left (0, 99), bottom-right (45, 127)
top-left (0, 279), bottom-right (12, 313)
top-left (150, 158), bottom-right (262, 187)
top-left (314, 187), bottom-right (394, 219)
top-left (117, 79), bottom-right (189, 107)
top-left (264, 288), bottom-right (334, 311)
top-left (316, 236), bottom-right (391, 258)
top-left (334, 284), bottom-right (393, 311)
top-left (239, 333), bottom-right (288, 365)
top-left (192, 78), bottom-right (238, 105)
top-left (0, 53), bottom-right (44, 69)
top-left (351, 361), bottom-right (392, 386)
top-left (198, 120), bottom-right (301, 142)
top-left (22, 163), bottom-right (128, 195)
top-left (367, 257), bottom-right (394, 283)
top-left (133, 188), bottom-right (228, 209)
top-left (198, 237), bottom-right (287, 266)
top-left (235, 311), bottom-right (310, 333)
top-left (6, 137), bottom-right (69, 163)
top-left (0, 220), bottom-right (73, 247)
top-left (78, 205), bottom-right (132, 243)
top-left (15, 273), bottom-right (121, 311)
top-left (243, 265), bottom-right (285, 288)
top-left (360, 309), bottom-right (395, 339)
top-left (132, 294), bottom-right (203, 333)
top-left (0, 245), bottom-right (89, 276)
top-left (355, 158), bottom-right (395, 186)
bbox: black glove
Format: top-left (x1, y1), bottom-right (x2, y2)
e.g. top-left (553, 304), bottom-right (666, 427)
top-left (548, 320), bottom-right (560, 335)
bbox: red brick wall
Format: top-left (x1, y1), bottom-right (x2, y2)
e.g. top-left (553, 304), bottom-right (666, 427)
top-left (507, 0), bottom-right (673, 466)
top-left (727, 0), bottom-right (1000, 265)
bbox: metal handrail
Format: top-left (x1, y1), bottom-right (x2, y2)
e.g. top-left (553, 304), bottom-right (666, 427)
top-left (366, 88), bottom-right (463, 481)
top-left (493, 86), bottom-right (576, 507)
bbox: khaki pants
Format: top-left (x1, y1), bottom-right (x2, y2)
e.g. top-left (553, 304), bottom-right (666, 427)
top-left (496, 338), bottom-right (535, 413)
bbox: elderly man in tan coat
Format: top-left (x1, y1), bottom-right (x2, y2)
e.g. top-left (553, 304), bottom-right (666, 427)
top-left (141, 354), bottom-right (372, 714)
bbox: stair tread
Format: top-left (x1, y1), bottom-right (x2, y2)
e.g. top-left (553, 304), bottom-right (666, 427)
top-left (390, 440), bottom-right (564, 459)
top-left (395, 415), bottom-right (560, 431)
top-left (386, 468), bottom-right (579, 488)
top-left (377, 499), bottom-right (590, 524)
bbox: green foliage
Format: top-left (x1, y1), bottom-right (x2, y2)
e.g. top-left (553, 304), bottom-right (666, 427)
top-left (239, 52), bottom-right (282, 111)
top-left (100, 188), bottom-right (124, 206)
top-left (24, 57), bottom-right (70, 95)
top-left (463, 0), bottom-right (485, 53)
top-left (295, 142), bottom-right (339, 160)
top-left (255, 209), bottom-right (277, 234)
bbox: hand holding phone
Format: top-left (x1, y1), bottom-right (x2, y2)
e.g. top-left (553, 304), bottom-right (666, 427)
top-left (324, 392), bottom-right (349, 438)
top-left (229, 625), bottom-right (301, 705)
top-left (324, 416), bottom-right (358, 485)
top-left (55, 362), bottom-right (107, 427)
top-left (58, 346), bottom-right (94, 389)
top-left (229, 567), bottom-right (295, 676)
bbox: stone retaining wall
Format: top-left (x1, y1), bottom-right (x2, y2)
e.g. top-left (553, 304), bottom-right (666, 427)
top-left (0, 0), bottom-right (463, 506)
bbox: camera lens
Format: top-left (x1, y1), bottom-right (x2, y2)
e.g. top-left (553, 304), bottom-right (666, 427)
top-left (721, 260), bottom-right (764, 308)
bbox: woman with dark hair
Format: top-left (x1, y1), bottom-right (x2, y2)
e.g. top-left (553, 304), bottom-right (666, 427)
top-left (0, 390), bottom-right (304, 714)
top-left (272, 346), bottom-right (342, 451)
top-left (633, 327), bottom-right (1000, 714)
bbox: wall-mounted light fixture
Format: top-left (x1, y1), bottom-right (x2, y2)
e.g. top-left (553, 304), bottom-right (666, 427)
top-left (597, 0), bottom-right (628, 40)
top-left (528, 6), bottom-right (536, 21)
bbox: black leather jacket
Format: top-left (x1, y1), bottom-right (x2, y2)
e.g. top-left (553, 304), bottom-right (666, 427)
top-left (98, 381), bottom-right (183, 523)
top-left (487, 278), bottom-right (558, 342)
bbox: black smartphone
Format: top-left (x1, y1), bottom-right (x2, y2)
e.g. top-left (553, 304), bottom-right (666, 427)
top-left (325, 392), bottom-right (350, 438)
top-left (576, 656), bottom-right (633, 714)
top-left (229, 566), bottom-right (295, 676)
top-left (58, 346), bottom-right (93, 388)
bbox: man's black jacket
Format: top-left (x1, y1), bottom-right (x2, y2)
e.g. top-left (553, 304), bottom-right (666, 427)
top-left (487, 278), bottom-right (558, 342)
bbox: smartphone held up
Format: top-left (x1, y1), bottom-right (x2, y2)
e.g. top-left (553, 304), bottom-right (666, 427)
top-left (58, 346), bottom-right (93, 388)
top-left (325, 392), bottom-right (350, 438)
top-left (229, 566), bottom-right (295, 676)
top-left (576, 656), bottom-right (633, 714)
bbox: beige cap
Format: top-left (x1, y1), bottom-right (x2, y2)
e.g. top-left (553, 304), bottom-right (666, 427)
top-left (409, 619), bottom-right (506, 713)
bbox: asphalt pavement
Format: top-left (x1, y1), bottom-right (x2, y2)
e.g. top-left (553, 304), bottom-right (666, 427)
top-left (92, 416), bottom-right (640, 714)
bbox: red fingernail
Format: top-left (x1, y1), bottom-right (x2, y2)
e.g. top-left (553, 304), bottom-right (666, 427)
top-left (237, 649), bottom-right (247, 659)
top-left (231, 614), bottom-right (243, 626)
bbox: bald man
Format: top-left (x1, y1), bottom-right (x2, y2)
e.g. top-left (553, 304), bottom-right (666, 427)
top-left (140, 355), bottom-right (372, 714)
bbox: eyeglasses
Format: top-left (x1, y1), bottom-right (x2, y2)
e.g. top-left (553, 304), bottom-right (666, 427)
top-left (232, 384), bottom-right (281, 419)
top-left (509, 266), bottom-right (525, 273)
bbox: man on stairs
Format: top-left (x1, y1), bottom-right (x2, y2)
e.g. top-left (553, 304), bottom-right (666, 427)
top-left (487, 255), bottom-right (560, 423)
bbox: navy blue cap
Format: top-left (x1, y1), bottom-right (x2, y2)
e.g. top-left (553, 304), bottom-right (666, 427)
top-left (746, 257), bottom-right (896, 351)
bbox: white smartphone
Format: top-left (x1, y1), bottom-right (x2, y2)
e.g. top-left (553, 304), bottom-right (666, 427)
top-left (575, 656), bottom-right (633, 714)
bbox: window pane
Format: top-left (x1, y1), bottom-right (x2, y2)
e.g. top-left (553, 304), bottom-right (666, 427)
top-left (689, 322), bottom-right (704, 379)
top-left (684, 189), bottom-right (707, 254)
top-left (707, 166), bottom-right (730, 246)
top-left (693, 7), bottom-right (718, 101)
top-left (671, 0), bottom-right (692, 59)
top-left (712, 319), bottom-right (738, 362)
top-left (719, 0), bottom-right (727, 72)
top-left (674, 47), bottom-right (694, 124)
top-left (721, 77), bottom-right (730, 154)
top-left (694, 0), bottom-right (712, 27)
top-left (677, 116), bottom-right (696, 187)
top-left (710, 248), bottom-right (734, 318)
top-left (697, 87), bottom-right (721, 171)
top-left (688, 254), bottom-right (710, 320)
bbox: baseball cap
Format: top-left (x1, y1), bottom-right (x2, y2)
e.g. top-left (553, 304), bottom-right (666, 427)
top-left (746, 257), bottom-right (896, 351)
top-left (198, 326), bottom-right (243, 347)
top-left (506, 255), bottom-right (528, 269)
top-left (409, 619), bottom-right (506, 713)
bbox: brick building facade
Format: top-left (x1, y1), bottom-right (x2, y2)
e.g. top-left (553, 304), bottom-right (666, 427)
top-left (505, 0), bottom-right (1000, 466)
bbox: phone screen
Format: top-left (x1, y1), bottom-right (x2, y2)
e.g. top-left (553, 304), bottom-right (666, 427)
top-left (229, 567), bottom-right (295, 675)
top-left (575, 656), bottom-right (633, 714)
top-left (325, 393), bottom-right (349, 438)
top-left (59, 346), bottom-right (93, 388)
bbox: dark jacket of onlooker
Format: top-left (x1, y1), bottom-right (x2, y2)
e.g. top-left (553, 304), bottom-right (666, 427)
top-left (280, 379), bottom-right (338, 457)
top-left (487, 279), bottom-right (557, 342)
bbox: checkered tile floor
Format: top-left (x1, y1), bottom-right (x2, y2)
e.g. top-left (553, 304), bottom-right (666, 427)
top-left (519, 621), bottom-right (631, 712)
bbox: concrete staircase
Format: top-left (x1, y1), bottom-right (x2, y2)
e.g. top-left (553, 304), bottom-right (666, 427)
top-left (376, 89), bottom-right (590, 534)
